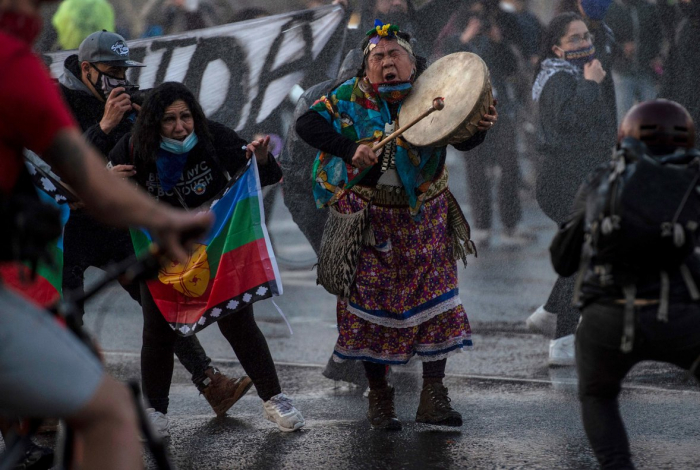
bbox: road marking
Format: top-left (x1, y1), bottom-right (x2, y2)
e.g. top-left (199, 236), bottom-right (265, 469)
top-left (103, 352), bottom-right (699, 395)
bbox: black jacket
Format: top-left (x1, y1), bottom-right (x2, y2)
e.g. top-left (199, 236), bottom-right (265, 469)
top-left (58, 54), bottom-right (135, 158)
top-left (550, 165), bottom-right (700, 305)
top-left (109, 120), bottom-right (282, 209)
top-left (535, 71), bottom-right (616, 223)
top-left (58, 54), bottom-right (137, 235)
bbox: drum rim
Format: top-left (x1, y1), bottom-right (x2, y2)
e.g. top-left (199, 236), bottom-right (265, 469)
top-left (400, 52), bottom-right (491, 147)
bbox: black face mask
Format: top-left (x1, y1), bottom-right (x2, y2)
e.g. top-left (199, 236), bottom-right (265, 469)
top-left (88, 64), bottom-right (129, 100)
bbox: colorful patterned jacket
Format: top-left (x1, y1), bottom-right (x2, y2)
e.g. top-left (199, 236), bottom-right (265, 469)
top-left (311, 76), bottom-right (452, 219)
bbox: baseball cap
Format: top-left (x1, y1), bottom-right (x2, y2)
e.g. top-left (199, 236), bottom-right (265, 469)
top-left (78, 30), bottom-right (145, 67)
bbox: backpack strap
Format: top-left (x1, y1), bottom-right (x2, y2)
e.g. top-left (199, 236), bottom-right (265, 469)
top-left (573, 223), bottom-right (598, 306)
top-left (679, 263), bottom-right (700, 301)
top-left (621, 284), bottom-right (636, 353)
top-left (657, 271), bottom-right (670, 323)
top-left (667, 168), bottom-right (700, 248)
top-left (572, 256), bottom-right (588, 307)
top-left (655, 161), bottom-right (699, 323)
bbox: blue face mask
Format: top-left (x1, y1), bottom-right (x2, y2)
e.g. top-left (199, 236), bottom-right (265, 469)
top-left (371, 80), bottom-right (413, 103)
top-left (160, 132), bottom-right (198, 154)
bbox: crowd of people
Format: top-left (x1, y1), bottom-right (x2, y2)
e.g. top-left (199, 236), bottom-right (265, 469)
top-left (3, 0), bottom-right (700, 469)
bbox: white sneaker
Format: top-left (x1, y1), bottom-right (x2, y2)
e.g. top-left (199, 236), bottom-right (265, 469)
top-left (548, 334), bottom-right (576, 367)
top-left (263, 393), bottom-right (305, 432)
top-left (146, 408), bottom-right (170, 438)
top-left (526, 305), bottom-right (557, 338)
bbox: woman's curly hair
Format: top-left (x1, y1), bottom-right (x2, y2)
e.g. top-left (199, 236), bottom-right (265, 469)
top-left (132, 81), bottom-right (212, 162)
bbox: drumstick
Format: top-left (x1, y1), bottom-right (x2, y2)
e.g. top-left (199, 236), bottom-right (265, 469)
top-left (371, 97), bottom-right (445, 151)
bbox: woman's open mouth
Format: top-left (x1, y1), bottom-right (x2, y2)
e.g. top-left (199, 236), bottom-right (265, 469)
top-left (384, 72), bottom-right (397, 81)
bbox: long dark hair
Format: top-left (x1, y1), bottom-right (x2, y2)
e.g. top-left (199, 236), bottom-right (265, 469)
top-left (533, 12), bottom-right (583, 79)
top-left (132, 82), bottom-right (212, 162)
top-left (356, 30), bottom-right (427, 80)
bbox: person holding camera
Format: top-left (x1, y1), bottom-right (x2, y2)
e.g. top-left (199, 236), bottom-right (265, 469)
top-left (1, 0), bottom-right (212, 466)
top-left (58, 31), bottom-right (142, 159)
top-left (57, 31), bottom-right (251, 426)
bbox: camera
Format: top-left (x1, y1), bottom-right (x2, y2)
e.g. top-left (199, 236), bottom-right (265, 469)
top-left (121, 85), bottom-right (150, 106)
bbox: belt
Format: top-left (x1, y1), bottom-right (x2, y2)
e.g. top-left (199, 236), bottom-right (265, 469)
top-left (350, 167), bottom-right (449, 206)
top-left (613, 298), bottom-right (660, 306)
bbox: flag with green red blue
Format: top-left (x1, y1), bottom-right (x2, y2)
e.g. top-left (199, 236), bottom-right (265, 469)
top-left (131, 159), bottom-right (282, 336)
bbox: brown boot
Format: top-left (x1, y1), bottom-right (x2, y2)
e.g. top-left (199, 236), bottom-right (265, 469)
top-left (367, 385), bottom-right (402, 430)
top-left (416, 383), bottom-right (462, 426)
top-left (199, 368), bottom-right (253, 417)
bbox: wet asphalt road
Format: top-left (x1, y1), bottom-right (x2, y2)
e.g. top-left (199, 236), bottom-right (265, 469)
top-left (72, 150), bottom-right (700, 468)
top-left (103, 353), bottom-right (700, 470)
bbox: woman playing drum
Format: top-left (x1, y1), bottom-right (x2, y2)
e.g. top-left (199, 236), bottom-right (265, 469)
top-left (296, 20), bottom-right (497, 430)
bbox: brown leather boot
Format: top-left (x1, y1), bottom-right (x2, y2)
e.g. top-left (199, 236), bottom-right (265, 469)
top-left (367, 385), bottom-right (402, 430)
top-left (415, 383), bottom-right (462, 426)
top-left (199, 368), bottom-right (253, 417)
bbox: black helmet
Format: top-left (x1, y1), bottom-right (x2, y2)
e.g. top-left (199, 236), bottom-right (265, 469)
top-left (618, 99), bottom-right (696, 155)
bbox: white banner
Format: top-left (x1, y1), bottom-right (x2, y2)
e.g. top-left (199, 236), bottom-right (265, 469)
top-left (45, 6), bottom-right (346, 135)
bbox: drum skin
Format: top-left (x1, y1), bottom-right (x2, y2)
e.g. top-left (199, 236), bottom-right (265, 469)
top-left (400, 52), bottom-right (494, 147)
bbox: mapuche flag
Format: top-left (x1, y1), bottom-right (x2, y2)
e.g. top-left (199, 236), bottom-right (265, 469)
top-left (0, 161), bottom-right (73, 307)
top-left (131, 159), bottom-right (282, 336)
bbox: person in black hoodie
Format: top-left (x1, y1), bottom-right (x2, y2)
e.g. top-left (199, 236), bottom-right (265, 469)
top-left (550, 99), bottom-right (700, 470)
top-left (109, 81), bottom-right (305, 435)
top-left (529, 12), bottom-right (616, 365)
top-left (58, 31), bottom-right (249, 421)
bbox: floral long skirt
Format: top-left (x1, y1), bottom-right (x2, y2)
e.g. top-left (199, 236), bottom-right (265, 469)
top-left (332, 189), bottom-right (473, 365)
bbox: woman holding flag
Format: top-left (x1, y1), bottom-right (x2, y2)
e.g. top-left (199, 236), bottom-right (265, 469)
top-left (109, 82), bottom-right (305, 435)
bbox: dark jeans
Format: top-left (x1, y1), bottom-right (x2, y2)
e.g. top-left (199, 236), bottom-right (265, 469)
top-left (141, 283), bottom-right (281, 414)
top-left (576, 302), bottom-right (700, 470)
top-left (537, 178), bottom-right (579, 339)
top-left (62, 212), bottom-right (211, 386)
top-left (545, 275), bottom-right (580, 339)
top-left (464, 112), bottom-right (522, 231)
